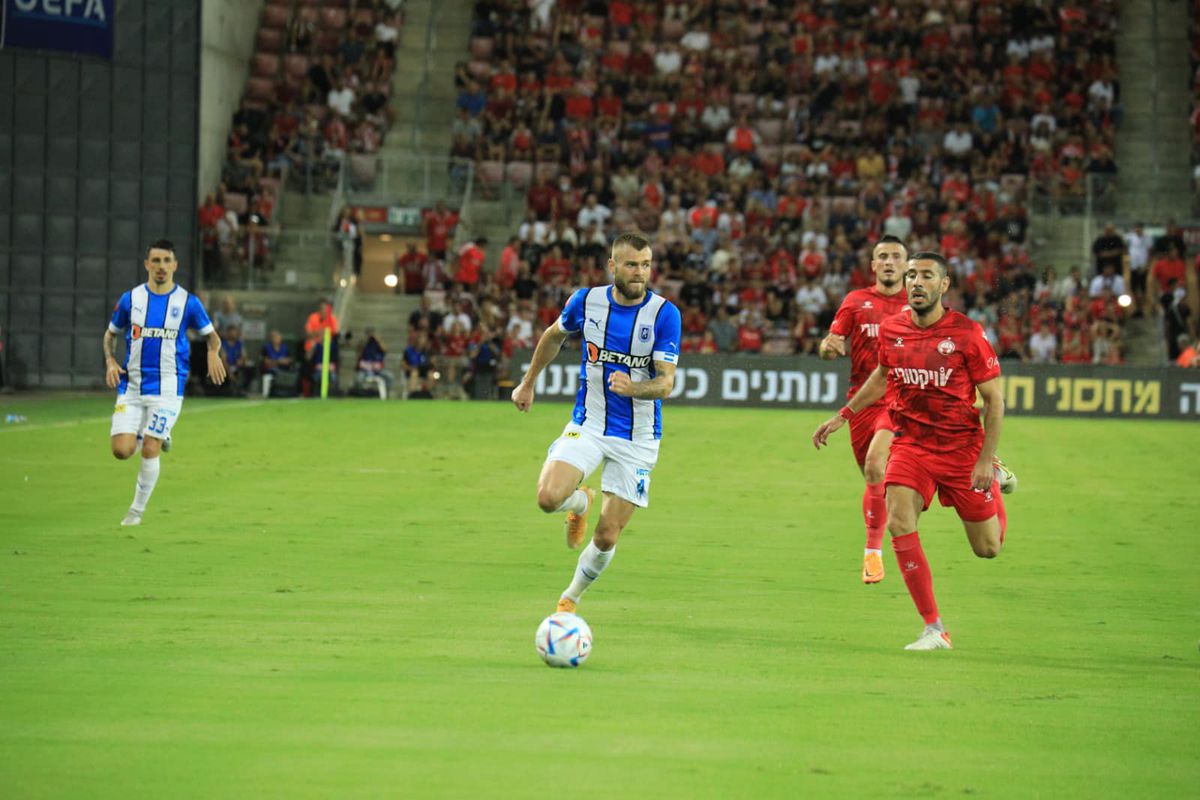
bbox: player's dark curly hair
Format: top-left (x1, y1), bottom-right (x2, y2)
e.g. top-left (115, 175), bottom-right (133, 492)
top-left (146, 239), bottom-right (176, 258)
top-left (908, 251), bottom-right (950, 277)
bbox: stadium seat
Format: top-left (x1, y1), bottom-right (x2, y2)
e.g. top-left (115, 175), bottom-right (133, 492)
top-left (758, 145), bottom-right (783, 168)
top-left (837, 120), bottom-right (862, 138)
top-left (258, 177), bottom-right (281, 202)
top-left (252, 53), bottom-right (279, 79)
top-left (284, 54), bottom-right (309, 81)
top-left (261, 4), bottom-right (290, 29)
top-left (755, 118), bottom-right (784, 145)
top-left (733, 94), bottom-right (757, 114)
top-left (476, 160), bottom-right (505, 200)
top-left (224, 192), bottom-right (248, 215)
top-left (660, 18), bottom-right (685, 40)
top-left (315, 31), bottom-right (340, 53)
top-left (319, 8), bottom-right (347, 30)
top-left (256, 28), bottom-right (285, 53)
top-left (245, 77), bottom-right (274, 103)
top-left (348, 155), bottom-right (378, 191)
top-left (506, 161), bottom-right (533, 189)
top-left (470, 37), bottom-right (494, 60)
top-left (831, 196), bottom-right (858, 216)
top-left (781, 143), bottom-right (807, 161)
top-left (534, 161), bottom-right (560, 183)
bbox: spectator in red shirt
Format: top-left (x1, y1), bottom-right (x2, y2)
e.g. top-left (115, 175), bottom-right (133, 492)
top-left (564, 86), bottom-right (595, 121)
top-left (595, 83), bottom-right (622, 119)
top-left (422, 200), bottom-right (458, 259)
top-left (1151, 252), bottom-right (1186, 297)
top-left (737, 309), bottom-right (765, 353)
top-left (725, 114), bottom-right (761, 156)
top-left (397, 243), bottom-right (426, 295)
top-left (198, 194), bottom-right (225, 231)
top-left (536, 245), bottom-right (573, 286)
top-left (526, 175), bottom-right (557, 221)
top-left (495, 236), bottom-right (520, 290)
top-left (455, 237), bottom-right (487, 288)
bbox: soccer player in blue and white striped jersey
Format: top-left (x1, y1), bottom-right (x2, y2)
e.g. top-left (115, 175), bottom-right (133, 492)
top-left (103, 240), bottom-right (226, 526)
top-left (512, 232), bottom-right (682, 615)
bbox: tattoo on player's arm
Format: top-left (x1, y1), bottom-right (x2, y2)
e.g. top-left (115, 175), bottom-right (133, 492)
top-left (632, 362), bottom-right (676, 399)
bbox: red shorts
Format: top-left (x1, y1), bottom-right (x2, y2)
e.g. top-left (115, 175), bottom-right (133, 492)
top-left (884, 439), bottom-right (998, 522)
top-left (849, 404), bottom-right (896, 468)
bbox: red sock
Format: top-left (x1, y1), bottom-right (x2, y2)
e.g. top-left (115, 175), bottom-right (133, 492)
top-left (863, 482), bottom-right (886, 551)
top-left (993, 479), bottom-right (1007, 544)
top-left (892, 531), bottom-right (939, 624)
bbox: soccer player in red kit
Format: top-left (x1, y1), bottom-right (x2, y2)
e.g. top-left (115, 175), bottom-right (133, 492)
top-left (812, 252), bottom-right (1017, 650)
top-left (818, 235), bottom-right (909, 584)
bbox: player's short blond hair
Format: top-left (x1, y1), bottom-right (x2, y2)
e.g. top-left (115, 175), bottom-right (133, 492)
top-left (611, 232), bottom-right (651, 257)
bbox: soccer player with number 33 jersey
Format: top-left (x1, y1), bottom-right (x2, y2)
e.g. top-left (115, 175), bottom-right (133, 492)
top-left (103, 240), bottom-right (226, 526)
top-left (814, 252), bottom-right (1017, 651)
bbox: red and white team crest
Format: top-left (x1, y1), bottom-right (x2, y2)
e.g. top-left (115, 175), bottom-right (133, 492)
top-left (937, 338), bottom-right (956, 356)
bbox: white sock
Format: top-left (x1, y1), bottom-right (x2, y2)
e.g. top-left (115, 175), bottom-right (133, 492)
top-left (131, 455), bottom-right (160, 512)
top-left (554, 489), bottom-right (589, 515)
top-left (262, 374), bottom-right (273, 398)
top-left (864, 548), bottom-right (882, 556)
top-left (562, 541), bottom-right (615, 602)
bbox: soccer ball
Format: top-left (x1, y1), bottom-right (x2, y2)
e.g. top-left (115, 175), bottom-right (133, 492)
top-left (535, 612), bottom-right (593, 668)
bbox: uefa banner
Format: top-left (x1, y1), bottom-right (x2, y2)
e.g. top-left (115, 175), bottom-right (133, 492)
top-left (0, 0), bottom-right (113, 60)
top-left (514, 350), bottom-right (1200, 421)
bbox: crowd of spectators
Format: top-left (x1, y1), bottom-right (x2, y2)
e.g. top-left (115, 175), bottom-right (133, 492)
top-left (441, 0), bottom-right (1125, 363)
top-left (1191, 0), bottom-right (1200, 212)
top-left (198, 0), bottom-right (404, 284)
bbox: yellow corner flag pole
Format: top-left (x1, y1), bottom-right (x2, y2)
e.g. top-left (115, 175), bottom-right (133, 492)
top-left (320, 327), bottom-right (331, 399)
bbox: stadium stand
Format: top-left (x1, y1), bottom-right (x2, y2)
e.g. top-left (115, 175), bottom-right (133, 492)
top-left (199, 0), bottom-right (403, 285)
top-left (428, 0), bottom-right (1129, 368)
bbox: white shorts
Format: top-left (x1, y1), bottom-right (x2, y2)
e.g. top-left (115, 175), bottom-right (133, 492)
top-left (545, 423), bottom-right (660, 508)
top-left (110, 394), bottom-right (184, 440)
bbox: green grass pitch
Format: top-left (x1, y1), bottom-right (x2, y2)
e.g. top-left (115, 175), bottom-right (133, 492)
top-left (1, 394), bottom-right (1197, 798)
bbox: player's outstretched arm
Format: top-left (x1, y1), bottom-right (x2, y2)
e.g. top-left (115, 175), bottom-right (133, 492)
top-left (206, 331), bottom-right (227, 385)
top-left (818, 332), bottom-right (846, 359)
top-left (973, 377), bottom-right (1005, 490)
top-left (102, 330), bottom-right (125, 388)
top-left (812, 364), bottom-right (886, 449)
top-left (607, 361), bottom-right (676, 399)
top-left (512, 322), bottom-right (569, 412)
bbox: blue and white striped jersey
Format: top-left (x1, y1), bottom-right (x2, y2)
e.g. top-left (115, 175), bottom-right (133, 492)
top-left (558, 286), bottom-right (682, 442)
top-left (108, 284), bottom-right (215, 398)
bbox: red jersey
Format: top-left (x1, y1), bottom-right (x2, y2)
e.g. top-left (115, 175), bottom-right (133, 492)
top-left (828, 286), bottom-right (909, 398)
top-left (877, 309), bottom-right (1001, 453)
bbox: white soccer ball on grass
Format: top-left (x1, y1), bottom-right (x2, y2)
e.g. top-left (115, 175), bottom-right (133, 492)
top-left (535, 612), bottom-right (593, 668)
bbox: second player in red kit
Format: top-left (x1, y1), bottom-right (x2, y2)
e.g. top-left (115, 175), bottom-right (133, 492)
top-left (813, 252), bottom-right (1018, 651)
top-left (820, 235), bottom-right (909, 584)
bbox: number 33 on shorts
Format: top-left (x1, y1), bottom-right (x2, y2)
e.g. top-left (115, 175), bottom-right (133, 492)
top-left (142, 405), bottom-right (179, 438)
